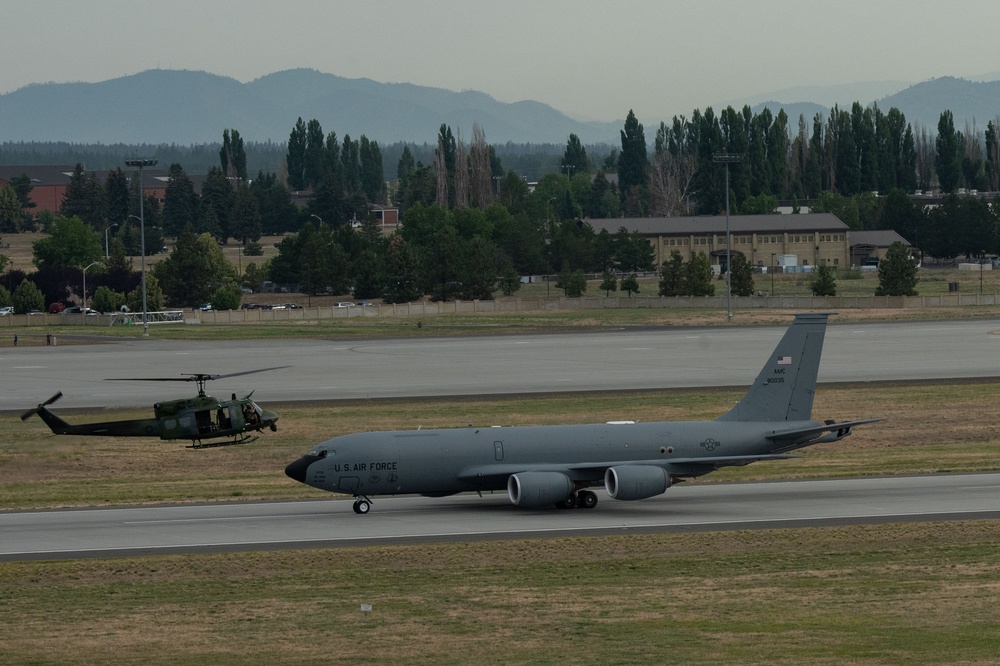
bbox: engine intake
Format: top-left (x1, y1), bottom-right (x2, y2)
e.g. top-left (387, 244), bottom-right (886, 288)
top-left (605, 465), bottom-right (670, 501)
top-left (507, 471), bottom-right (573, 508)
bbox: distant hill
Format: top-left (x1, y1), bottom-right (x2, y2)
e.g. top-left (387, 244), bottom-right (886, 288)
top-left (747, 77), bottom-right (1000, 132)
top-left (879, 77), bottom-right (1000, 129)
top-left (0, 68), bottom-right (622, 146)
top-left (2, 69), bottom-right (999, 148)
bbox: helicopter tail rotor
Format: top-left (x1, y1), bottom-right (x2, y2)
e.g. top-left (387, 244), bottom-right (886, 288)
top-left (21, 392), bottom-right (63, 421)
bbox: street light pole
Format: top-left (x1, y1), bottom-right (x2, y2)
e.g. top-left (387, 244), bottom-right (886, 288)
top-left (104, 223), bottom-right (118, 259)
top-left (713, 154), bottom-right (742, 323)
top-left (125, 158), bottom-right (157, 336)
top-left (82, 261), bottom-right (99, 316)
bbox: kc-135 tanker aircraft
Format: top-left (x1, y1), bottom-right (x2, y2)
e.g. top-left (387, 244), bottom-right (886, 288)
top-left (285, 313), bottom-right (881, 514)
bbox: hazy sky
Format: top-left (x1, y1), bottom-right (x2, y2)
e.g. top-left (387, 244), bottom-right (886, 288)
top-left (2, 0), bottom-right (997, 124)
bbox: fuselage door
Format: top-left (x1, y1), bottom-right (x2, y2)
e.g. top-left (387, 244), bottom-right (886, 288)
top-left (494, 440), bottom-right (504, 461)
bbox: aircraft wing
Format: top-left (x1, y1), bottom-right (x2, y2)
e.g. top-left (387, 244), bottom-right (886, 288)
top-left (766, 418), bottom-right (883, 452)
top-left (457, 454), bottom-right (799, 485)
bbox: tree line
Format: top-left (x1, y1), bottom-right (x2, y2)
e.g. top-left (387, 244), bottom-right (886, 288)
top-left (2, 102), bottom-right (1000, 312)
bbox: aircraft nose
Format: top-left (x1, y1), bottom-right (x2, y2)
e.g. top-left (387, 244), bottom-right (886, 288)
top-left (284, 454), bottom-right (320, 483)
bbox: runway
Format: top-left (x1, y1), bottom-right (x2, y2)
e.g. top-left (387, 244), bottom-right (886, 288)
top-left (3, 473), bottom-right (999, 561)
top-left (2, 318), bottom-right (999, 410)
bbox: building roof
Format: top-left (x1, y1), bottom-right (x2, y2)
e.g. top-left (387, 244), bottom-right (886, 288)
top-left (849, 230), bottom-right (911, 248)
top-left (586, 213), bottom-right (848, 236)
top-left (0, 164), bottom-right (76, 186)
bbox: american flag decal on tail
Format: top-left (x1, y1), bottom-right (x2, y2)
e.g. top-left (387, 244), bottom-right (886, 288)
top-left (777, 356), bottom-right (792, 365)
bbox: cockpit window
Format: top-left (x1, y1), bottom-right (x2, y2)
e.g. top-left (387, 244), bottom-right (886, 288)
top-left (308, 446), bottom-right (331, 458)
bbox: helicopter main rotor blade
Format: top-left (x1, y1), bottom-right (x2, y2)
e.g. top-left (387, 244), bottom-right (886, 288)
top-left (105, 366), bottom-right (292, 383)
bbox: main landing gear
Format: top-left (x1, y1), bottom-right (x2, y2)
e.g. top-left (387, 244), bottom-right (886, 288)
top-left (352, 496), bottom-right (372, 514)
top-left (555, 490), bottom-right (599, 510)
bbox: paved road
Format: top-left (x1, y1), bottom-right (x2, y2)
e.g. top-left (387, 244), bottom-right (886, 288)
top-left (3, 319), bottom-right (999, 411)
top-left (3, 473), bottom-right (998, 561)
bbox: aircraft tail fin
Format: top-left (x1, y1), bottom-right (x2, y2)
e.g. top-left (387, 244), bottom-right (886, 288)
top-left (715, 313), bottom-right (830, 423)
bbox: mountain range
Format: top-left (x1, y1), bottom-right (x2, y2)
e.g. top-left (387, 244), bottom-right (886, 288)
top-left (1, 69), bottom-right (999, 146)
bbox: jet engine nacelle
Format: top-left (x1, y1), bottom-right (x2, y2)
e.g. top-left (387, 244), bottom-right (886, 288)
top-left (605, 465), bottom-right (670, 501)
top-left (507, 471), bottom-right (573, 508)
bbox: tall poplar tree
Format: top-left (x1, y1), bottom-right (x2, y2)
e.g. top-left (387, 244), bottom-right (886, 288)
top-left (935, 110), bottom-right (963, 192)
top-left (286, 117), bottom-right (307, 191)
top-left (617, 110), bottom-right (648, 212)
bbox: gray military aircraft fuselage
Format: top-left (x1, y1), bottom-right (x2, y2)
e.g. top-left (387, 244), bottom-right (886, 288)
top-left (286, 313), bottom-right (880, 513)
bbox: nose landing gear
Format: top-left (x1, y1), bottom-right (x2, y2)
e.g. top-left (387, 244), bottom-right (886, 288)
top-left (352, 496), bottom-right (372, 514)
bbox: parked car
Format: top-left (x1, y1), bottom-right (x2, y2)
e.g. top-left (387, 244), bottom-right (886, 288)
top-left (281, 303), bottom-right (302, 309)
top-left (63, 306), bottom-right (97, 315)
top-left (356, 301), bottom-right (375, 307)
top-left (333, 302), bottom-right (355, 308)
top-left (0, 306), bottom-right (12, 316)
top-left (48, 302), bottom-right (65, 313)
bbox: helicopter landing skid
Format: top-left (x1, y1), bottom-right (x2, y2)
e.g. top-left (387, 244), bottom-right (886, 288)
top-left (187, 435), bottom-right (260, 449)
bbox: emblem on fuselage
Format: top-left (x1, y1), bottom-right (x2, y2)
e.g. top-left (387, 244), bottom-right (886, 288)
top-left (700, 438), bottom-right (721, 451)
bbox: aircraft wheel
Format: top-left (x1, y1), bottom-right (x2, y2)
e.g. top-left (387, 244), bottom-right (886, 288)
top-left (352, 499), bottom-right (371, 515)
top-left (555, 495), bottom-right (577, 509)
top-left (578, 490), bottom-right (598, 509)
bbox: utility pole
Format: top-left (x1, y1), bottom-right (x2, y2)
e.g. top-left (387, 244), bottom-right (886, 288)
top-left (713, 154), bottom-right (742, 323)
top-left (125, 158), bottom-right (158, 336)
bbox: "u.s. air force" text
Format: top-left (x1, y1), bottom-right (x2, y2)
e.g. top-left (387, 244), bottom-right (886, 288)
top-left (331, 461), bottom-right (398, 472)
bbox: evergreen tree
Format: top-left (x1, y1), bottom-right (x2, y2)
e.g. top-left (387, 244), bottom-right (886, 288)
top-left (685, 252), bottom-right (716, 296)
top-left (658, 251), bottom-right (686, 296)
top-left (561, 133), bottom-right (591, 174)
top-left (359, 135), bottom-right (385, 203)
top-left (555, 268), bottom-right (587, 297)
top-left (59, 163), bottom-right (106, 228)
top-left (161, 164), bottom-right (199, 237)
top-left (811, 264), bottom-right (837, 296)
top-left (498, 263), bottom-right (521, 296)
top-left (458, 236), bottom-right (501, 300)
top-left (230, 182), bottom-right (263, 246)
top-left (352, 249), bottom-right (385, 300)
top-left (600, 268), bottom-right (618, 297)
top-left (104, 168), bottom-right (131, 229)
top-left (200, 167), bottom-right (233, 240)
top-left (382, 236), bottom-right (423, 303)
top-left (729, 252), bottom-right (755, 297)
top-left (875, 241), bottom-right (918, 296)
top-left (12, 278), bottom-right (44, 313)
top-left (620, 273), bottom-right (639, 296)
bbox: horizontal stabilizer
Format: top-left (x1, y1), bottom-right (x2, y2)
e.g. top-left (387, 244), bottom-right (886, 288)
top-left (766, 418), bottom-right (883, 451)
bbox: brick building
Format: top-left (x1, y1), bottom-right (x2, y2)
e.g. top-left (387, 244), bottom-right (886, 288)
top-left (587, 213), bottom-right (853, 270)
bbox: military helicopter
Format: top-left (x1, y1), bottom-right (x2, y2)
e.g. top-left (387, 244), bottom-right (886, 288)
top-left (21, 369), bottom-right (283, 448)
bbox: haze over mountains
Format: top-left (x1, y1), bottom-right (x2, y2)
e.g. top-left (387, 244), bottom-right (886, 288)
top-left (1, 68), bottom-right (998, 147)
